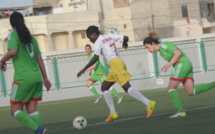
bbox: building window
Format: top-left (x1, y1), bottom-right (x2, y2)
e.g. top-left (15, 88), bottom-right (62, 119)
top-left (59, 4), bottom-right (63, 7)
top-left (124, 24), bottom-right (127, 29)
top-left (81, 33), bottom-right (86, 39)
top-left (181, 5), bottom-right (188, 18)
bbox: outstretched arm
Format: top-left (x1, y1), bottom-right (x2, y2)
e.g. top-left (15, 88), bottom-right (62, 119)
top-left (77, 55), bottom-right (99, 78)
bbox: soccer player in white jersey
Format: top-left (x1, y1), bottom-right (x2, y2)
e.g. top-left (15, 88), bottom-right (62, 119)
top-left (77, 25), bottom-right (156, 122)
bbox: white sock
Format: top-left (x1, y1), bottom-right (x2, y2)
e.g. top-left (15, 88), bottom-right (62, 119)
top-left (14, 110), bottom-right (21, 117)
top-left (128, 87), bottom-right (150, 106)
top-left (29, 111), bottom-right (39, 116)
top-left (103, 90), bottom-right (116, 114)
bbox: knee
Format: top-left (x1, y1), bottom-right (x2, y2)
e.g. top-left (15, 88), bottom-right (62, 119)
top-left (187, 90), bottom-right (194, 96)
top-left (101, 85), bottom-right (108, 92)
top-left (86, 83), bottom-right (92, 88)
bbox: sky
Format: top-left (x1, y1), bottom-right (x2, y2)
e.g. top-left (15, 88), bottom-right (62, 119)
top-left (0, 0), bottom-right (33, 8)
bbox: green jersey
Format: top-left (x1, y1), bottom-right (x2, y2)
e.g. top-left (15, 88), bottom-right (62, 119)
top-left (8, 30), bottom-right (42, 85)
top-left (159, 41), bottom-right (190, 64)
top-left (87, 52), bottom-right (105, 75)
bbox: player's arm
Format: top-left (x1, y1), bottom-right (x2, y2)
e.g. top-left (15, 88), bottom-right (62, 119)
top-left (110, 34), bottom-right (129, 49)
top-left (77, 55), bottom-right (99, 78)
top-left (122, 36), bottom-right (129, 49)
top-left (85, 64), bottom-right (97, 72)
top-left (169, 50), bottom-right (182, 65)
top-left (0, 49), bottom-right (17, 71)
top-left (161, 43), bottom-right (182, 72)
top-left (37, 55), bottom-right (51, 91)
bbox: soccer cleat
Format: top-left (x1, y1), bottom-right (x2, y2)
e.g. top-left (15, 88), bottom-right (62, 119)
top-left (146, 100), bottom-right (156, 118)
top-left (116, 97), bottom-right (123, 104)
top-left (94, 96), bottom-right (103, 103)
top-left (169, 112), bottom-right (186, 118)
top-left (36, 126), bottom-right (47, 134)
top-left (105, 112), bottom-right (119, 122)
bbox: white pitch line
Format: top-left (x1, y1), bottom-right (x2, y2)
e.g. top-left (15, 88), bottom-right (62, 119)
top-left (48, 105), bottom-right (215, 133)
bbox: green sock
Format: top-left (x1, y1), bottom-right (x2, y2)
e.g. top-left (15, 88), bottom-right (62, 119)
top-left (29, 111), bottom-right (41, 134)
top-left (168, 89), bottom-right (183, 112)
top-left (89, 86), bottom-right (101, 98)
top-left (14, 110), bottom-right (39, 131)
top-left (110, 87), bottom-right (122, 99)
top-left (29, 111), bottom-right (41, 126)
top-left (193, 82), bottom-right (215, 95)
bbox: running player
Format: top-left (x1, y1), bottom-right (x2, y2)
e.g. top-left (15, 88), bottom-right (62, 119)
top-left (0, 12), bottom-right (51, 133)
top-left (143, 32), bottom-right (215, 118)
top-left (77, 25), bottom-right (156, 122)
top-left (84, 44), bottom-right (123, 104)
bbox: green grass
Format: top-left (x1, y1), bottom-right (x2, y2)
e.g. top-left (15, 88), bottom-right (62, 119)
top-left (0, 87), bottom-right (215, 134)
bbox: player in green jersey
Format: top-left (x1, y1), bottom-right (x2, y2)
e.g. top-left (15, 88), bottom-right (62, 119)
top-left (143, 32), bottom-right (215, 118)
top-left (84, 44), bottom-right (123, 104)
top-left (0, 12), bottom-right (51, 134)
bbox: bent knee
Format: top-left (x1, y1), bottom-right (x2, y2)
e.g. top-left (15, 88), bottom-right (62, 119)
top-left (86, 82), bottom-right (93, 88)
top-left (187, 90), bottom-right (194, 96)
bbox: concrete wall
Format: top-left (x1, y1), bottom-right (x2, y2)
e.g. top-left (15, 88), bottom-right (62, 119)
top-left (0, 11), bottom-right (100, 54)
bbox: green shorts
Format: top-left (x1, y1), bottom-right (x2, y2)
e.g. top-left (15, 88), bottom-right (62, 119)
top-left (10, 81), bottom-right (43, 105)
top-left (170, 61), bottom-right (194, 84)
top-left (88, 73), bottom-right (105, 84)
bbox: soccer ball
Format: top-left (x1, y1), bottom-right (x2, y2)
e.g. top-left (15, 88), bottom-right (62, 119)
top-left (73, 116), bottom-right (87, 130)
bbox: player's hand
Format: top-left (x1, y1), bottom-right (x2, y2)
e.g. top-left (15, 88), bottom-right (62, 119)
top-left (44, 78), bottom-right (51, 92)
top-left (77, 70), bottom-right (84, 78)
top-left (0, 61), bottom-right (7, 72)
top-left (122, 41), bottom-right (128, 49)
top-left (89, 71), bottom-right (92, 76)
top-left (161, 63), bottom-right (171, 72)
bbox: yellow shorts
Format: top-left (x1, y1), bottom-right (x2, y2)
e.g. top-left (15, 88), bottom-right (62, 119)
top-left (105, 58), bottom-right (131, 86)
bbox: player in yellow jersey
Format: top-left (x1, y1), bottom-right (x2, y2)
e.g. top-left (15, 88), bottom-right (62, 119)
top-left (84, 44), bottom-right (123, 104)
top-left (77, 26), bottom-right (156, 122)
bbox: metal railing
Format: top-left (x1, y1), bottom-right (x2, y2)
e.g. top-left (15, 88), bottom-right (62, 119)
top-left (0, 40), bottom-right (214, 96)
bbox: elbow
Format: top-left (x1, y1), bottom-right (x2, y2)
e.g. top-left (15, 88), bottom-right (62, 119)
top-left (10, 50), bottom-right (17, 57)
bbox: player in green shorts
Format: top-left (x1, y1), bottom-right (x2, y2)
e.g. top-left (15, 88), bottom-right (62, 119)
top-left (0, 12), bottom-right (51, 134)
top-left (84, 44), bottom-right (123, 104)
top-left (143, 32), bottom-right (215, 118)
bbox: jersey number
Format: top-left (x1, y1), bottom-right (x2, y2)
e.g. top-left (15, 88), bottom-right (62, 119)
top-left (109, 43), bottom-right (119, 56)
top-left (26, 43), bottom-right (34, 58)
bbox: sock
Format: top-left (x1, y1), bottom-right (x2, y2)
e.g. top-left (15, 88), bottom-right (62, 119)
top-left (103, 90), bottom-right (116, 114)
top-left (109, 87), bottom-right (122, 99)
top-left (89, 86), bottom-right (101, 98)
top-left (14, 110), bottom-right (39, 131)
top-left (29, 111), bottom-right (41, 126)
top-left (127, 87), bottom-right (150, 106)
top-left (193, 82), bottom-right (215, 95)
top-left (168, 89), bottom-right (183, 112)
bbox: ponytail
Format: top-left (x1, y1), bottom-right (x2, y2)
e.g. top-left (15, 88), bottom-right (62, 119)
top-left (10, 12), bottom-right (32, 46)
top-left (143, 32), bottom-right (160, 45)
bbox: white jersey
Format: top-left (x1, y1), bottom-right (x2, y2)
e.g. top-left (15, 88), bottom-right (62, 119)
top-left (94, 34), bottom-right (124, 63)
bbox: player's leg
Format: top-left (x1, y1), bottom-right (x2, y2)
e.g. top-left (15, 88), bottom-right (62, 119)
top-left (10, 83), bottom-right (40, 132)
top-left (122, 82), bottom-right (156, 118)
top-left (183, 77), bottom-right (215, 96)
top-left (87, 74), bottom-right (102, 103)
top-left (26, 101), bottom-right (41, 126)
top-left (168, 62), bottom-right (188, 118)
top-left (167, 80), bottom-right (186, 118)
top-left (101, 80), bottom-right (118, 122)
top-left (111, 58), bottom-right (156, 118)
top-left (109, 86), bottom-right (123, 104)
top-left (99, 75), bottom-right (123, 104)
